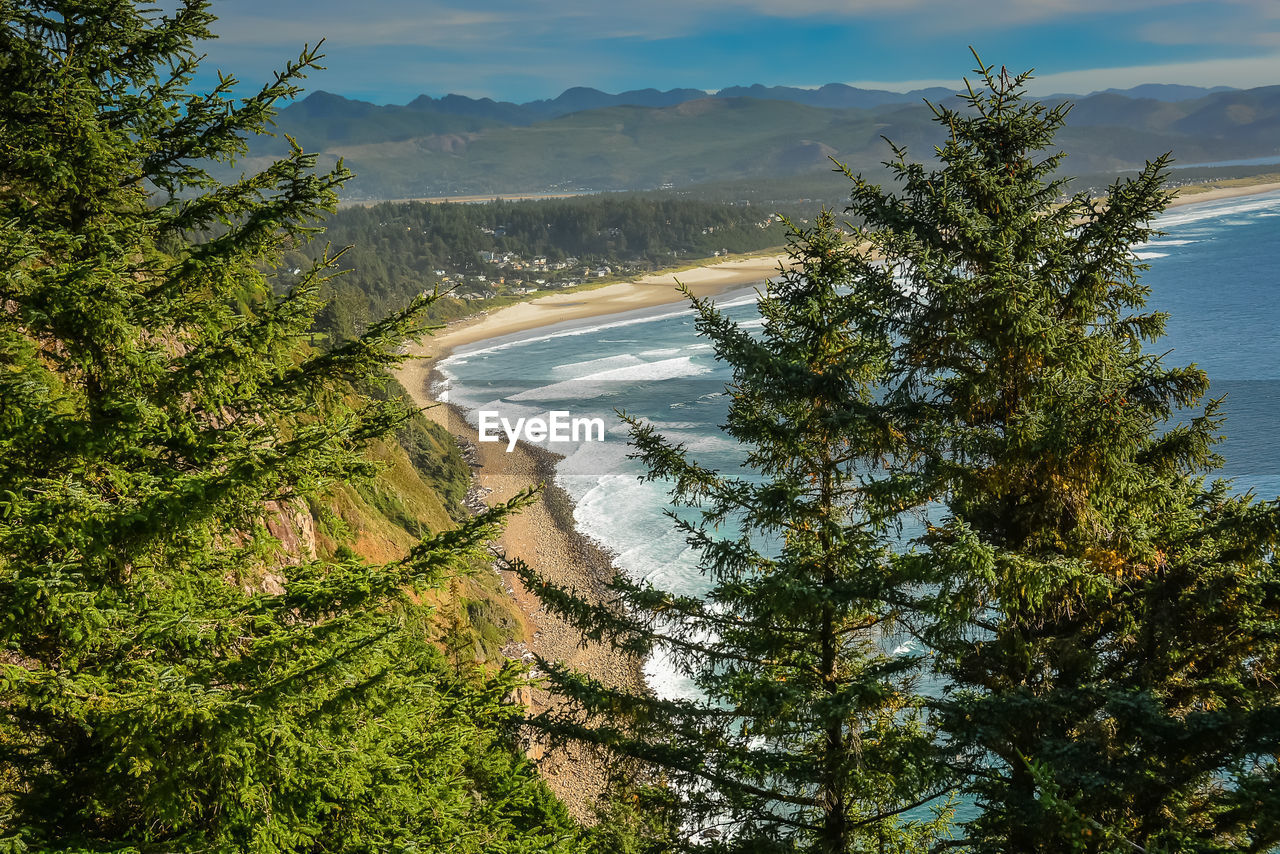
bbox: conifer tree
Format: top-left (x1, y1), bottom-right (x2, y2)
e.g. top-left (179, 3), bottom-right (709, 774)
top-left (516, 213), bottom-right (952, 853)
top-left (0, 3), bottom-right (582, 850)
top-left (842, 56), bottom-right (1280, 852)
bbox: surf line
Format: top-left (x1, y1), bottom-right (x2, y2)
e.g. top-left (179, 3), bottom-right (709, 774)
top-left (477, 410), bottom-right (607, 452)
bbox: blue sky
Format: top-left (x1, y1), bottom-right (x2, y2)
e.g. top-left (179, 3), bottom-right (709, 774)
top-left (196, 0), bottom-right (1280, 104)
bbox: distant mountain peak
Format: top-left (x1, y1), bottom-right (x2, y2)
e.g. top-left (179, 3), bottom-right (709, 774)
top-left (559, 85), bottom-right (608, 97)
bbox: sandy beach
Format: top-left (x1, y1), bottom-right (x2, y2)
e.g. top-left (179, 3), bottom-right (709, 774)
top-left (1170, 179), bottom-right (1280, 207)
top-left (410, 253), bottom-right (791, 361)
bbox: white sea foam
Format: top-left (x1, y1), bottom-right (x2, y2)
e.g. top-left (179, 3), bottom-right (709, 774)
top-left (640, 419), bottom-right (704, 430)
top-left (447, 306), bottom-right (699, 359)
top-left (555, 441), bottom-right (633, 485)
top-left (442, 285), bottom-right (765, 362)
top-left (717, 292), bottom-right (763, 310)
top-left (645, 648), bottom-right (703, 702)
top-left (430, 370), bottom-right (454, 403)
top-left (561, 470), bottom-right (708, 703)
top-left (1156, 192), bottom-right (1280, 229)
top-left (1133, 251), bottom-right (1169, 260)
top-left (508, 356), bottom-right (712, 401)
top-left (572, 474), bottom-right (704, 590)
top-left (550, 353), bottom-right (644, 378)
top-left (682, 434), bottom-right (741, 454)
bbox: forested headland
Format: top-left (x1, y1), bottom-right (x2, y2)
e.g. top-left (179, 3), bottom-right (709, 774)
top-left (291, 196), bottom-right (787, 342)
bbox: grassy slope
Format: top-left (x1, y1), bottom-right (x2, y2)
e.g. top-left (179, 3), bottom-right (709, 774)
top-left (302, 397), bottom-right (526, 664)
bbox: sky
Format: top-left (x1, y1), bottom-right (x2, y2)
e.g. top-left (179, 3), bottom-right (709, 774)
top-left (193, 0), bottom-right (1280, 104)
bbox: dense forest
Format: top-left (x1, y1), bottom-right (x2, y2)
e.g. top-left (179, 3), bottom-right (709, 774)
top-left (3, 3), bottom-right (1279, 854)
top-left (0, 4), bottom-right (645, 851)
top-left (289, 196), bottom-right (787, 342)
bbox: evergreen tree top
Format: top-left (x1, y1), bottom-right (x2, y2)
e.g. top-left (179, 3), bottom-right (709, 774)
top-left (840, 53), bottom-right (1280, 852)
top-left (1, 4), bottom-right (591, 849)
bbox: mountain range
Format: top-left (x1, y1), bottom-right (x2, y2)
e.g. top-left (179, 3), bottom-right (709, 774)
top-left (242, 82), bottom-right (1278, 200)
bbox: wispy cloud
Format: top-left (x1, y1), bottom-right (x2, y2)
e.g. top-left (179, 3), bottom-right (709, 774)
top-left (209, 2), bottom-right (511, 48)
top-left (847, 51), bottom-right (1280, 95)
top-left (1138, 0), bottom-right (1280, 47)
top-left (1027, 53), bottom-right (1280, 91)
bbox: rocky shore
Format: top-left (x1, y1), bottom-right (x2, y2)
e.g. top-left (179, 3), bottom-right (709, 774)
top-left (409, 370), bottom-right (647, 819)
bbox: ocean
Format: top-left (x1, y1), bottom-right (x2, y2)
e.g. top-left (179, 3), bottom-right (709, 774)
top-left (437, 189), bottom-right (1280, 700)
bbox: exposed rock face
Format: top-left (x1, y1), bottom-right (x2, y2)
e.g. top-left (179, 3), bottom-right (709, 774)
top-left (264, 499), bottom-right (319, 563)
top-left (252, 498), bottom-right (320, 595)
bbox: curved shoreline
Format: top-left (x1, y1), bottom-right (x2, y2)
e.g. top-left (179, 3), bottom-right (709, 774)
top-left (391, 181), bottom-right (1280, 815)
top-left (393, 253), bottom-right (785, 814)
top-left (408, 253), bottom-right (792, 363)
top-left (1168, 179), bottom-right (1280, 207)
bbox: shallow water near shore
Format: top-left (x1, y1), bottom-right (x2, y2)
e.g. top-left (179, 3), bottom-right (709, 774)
top-left (437, 190), bottom-right (1280, 704)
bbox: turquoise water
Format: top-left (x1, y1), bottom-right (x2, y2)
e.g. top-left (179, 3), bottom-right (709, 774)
top-left (437, 189), bottom-right (1280, 698)
top-left (1141, 192), bottom-right (1280, 495)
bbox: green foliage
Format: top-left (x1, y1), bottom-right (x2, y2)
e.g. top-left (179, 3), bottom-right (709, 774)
top-left (246, 97), bottom-right (885, 199)
top-left (0, 3), bottom-right (589, 851)
top-left (385, 381), bottom-right (472, 518)
top-left (357, 474), bottom-right (431, 538)
top-left (463, 597), bottom-right (523, 662)
top-left (515, 213), bottom-right (953, 852)
top-left (842, 56), bottom-right (1280, 852)
top-left (582, 780), bottom-right (682, 854)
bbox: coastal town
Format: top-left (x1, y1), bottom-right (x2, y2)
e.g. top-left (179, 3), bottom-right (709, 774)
top-left (436, 216), bottom-right (783, 298)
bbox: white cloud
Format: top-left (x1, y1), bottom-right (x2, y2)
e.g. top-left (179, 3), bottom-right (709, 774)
top-left (1139, 0), bottom-right (1280, 47)
top-left (1026, 53), bottom-right (1280, 92)
top-left (840, 52), bottom-right (1280, 95)
top-left (207, 1), bottom-right (513, 48)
